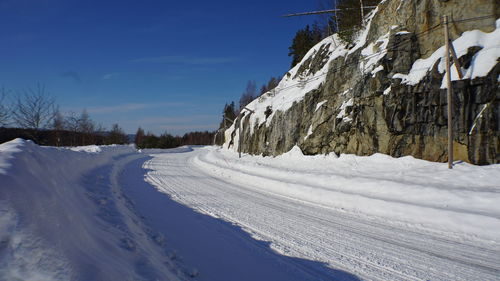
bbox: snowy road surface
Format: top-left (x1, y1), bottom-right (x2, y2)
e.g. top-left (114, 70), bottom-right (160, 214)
top-left (143, 146), bottom-right (500, 281)
top-left (1, 140), bottom-right (500, 280)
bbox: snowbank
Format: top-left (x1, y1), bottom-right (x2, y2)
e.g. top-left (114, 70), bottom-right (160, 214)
top-left (0, 139), bottom-right (181, 281)
top-left (194, 146), bottom-right (500, 244)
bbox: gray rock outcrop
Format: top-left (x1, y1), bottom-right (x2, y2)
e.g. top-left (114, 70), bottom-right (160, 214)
top-left (226, 0), bottom-right (500, 165)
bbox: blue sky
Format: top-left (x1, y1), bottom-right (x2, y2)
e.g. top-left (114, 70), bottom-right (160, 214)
top-left (0, 0), bottom-right (322, 135)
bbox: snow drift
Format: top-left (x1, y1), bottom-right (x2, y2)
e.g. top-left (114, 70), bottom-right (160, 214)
top-left (0, 139), bottom-right (183, 281)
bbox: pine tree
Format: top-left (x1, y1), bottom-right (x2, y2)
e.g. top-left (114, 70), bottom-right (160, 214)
top-left (266, 77), bottom-right (280, 91)
top-left (106, 124), bottom-right (128, 145)
top-left (288, 25), bottom-right (323, 68)
top-left (335, 0), bottom-right (381, 42)
top-left (220, 102), bottom-right (237, 129)
top-left (135, 127), bottom-right (145, 148)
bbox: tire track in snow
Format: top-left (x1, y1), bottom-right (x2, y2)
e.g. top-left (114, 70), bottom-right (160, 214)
top-left (144, 148), bottom-right (500, 281)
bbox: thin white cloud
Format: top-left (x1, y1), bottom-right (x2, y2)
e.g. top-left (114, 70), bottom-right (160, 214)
top-left (130, 55), bottom-right (238, 65)
top-left (102, 73), bottom-right (120, 80)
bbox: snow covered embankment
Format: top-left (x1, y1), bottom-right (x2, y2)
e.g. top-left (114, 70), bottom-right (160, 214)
top-left (0, 139), bottom-right (182, 281)
top-left (194, 146), bottom-right (500, 244)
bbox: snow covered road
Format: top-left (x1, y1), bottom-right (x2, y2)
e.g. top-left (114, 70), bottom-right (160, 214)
top-left (144, 146), bottom-right (500, 281)
top-left (1, 140), bottom-right (499, 280)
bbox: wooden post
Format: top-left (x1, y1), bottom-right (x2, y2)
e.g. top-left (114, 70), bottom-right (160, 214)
top-left (238, 115), bottom-right (242, 158)
top-left (443, 15), bottom-right (453, 169)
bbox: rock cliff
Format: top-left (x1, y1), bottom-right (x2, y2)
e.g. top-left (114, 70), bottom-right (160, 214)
top-left (224, 0), bottom-right (500, 165)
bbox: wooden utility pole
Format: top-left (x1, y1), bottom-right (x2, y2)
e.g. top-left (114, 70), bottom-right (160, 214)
top-left (443, 15), bottom-right (453, 169)
top-left (238, 114), bottom-right (243, 158)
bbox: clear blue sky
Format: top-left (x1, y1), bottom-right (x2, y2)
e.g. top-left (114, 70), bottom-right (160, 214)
top-left (0, 0), bottom-right (322, 135)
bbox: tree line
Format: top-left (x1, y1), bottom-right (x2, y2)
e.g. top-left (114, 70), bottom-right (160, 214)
top-left (0, 84), bottom-right (128, 146)
top-left (0, 85), bottom-right (215, 148)
top-left (134, 128), bottom-right (215, 149)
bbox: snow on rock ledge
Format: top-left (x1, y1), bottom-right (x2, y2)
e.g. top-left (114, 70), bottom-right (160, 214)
top-left (392, 19), bottom-right (500, 87)
top-left (224, 0), bottom-right (500, 165)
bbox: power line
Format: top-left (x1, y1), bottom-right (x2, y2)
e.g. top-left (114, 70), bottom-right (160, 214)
top-left (264, 14), bottom-right (499, 107)
top-left (282, 7), bottom-right (378, 18)
top-left (450, 14), bottom-right (499, 24)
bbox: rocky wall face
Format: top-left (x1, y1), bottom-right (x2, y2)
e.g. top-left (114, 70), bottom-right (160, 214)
top-left (367, 0), bottom-right (499, 58)
top-left (231, 0), bottom-right (499, 165)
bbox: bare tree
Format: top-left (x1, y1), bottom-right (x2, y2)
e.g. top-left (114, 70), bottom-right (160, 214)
top-left (64, 111), bottom-right (81, 146)
top-left (12, 84), bottom-right (56, 129)
top-left (0, 88), bottom-right (11, 126)
top-left (64, 111), bottom-right (79, 132)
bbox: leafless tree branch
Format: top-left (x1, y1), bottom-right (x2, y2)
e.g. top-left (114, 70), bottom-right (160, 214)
top-left (12, 84), bottom-right (56, 129)
top-left (0, 87), bottom-right (11, 126)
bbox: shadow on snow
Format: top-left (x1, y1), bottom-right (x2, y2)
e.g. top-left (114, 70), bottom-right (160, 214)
top-left (114, 155), bottom-right (361, 281)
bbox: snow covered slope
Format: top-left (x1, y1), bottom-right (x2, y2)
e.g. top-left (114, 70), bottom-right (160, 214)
top-left (0, 139), bottom-right (184, 281)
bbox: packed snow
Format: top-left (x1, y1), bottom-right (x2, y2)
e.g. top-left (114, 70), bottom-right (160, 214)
top-left (1, 140), bottom-right (500, 280)
top-left (147, 145), bottom-right (500, 280)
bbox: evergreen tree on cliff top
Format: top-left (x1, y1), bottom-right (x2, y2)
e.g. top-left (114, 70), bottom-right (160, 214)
top-left (288, 0), bottom-right (382, 66)
top-left (334, 0), bottom-right (381, 42)
top-left (288, 24), bottom-right (323, 68)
